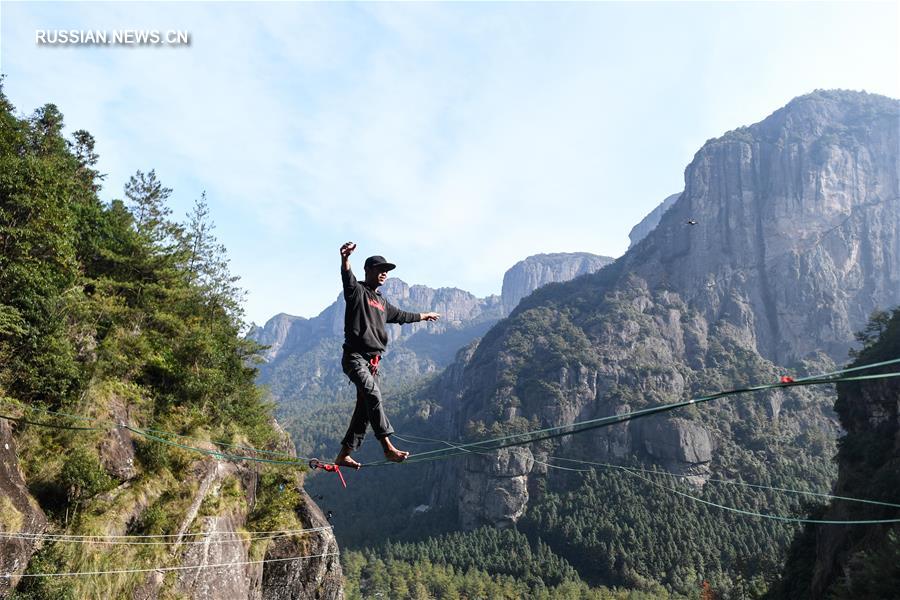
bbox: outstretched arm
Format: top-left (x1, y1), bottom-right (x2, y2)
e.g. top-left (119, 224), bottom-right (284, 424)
top-left (385, 303), bottom-right (441, 325)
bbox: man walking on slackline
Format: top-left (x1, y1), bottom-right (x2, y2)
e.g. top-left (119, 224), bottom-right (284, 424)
top-left (334, 242), bottom-right (440, 469)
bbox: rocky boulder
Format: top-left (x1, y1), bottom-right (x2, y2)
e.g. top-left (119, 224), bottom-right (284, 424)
top-left (638, 417), bottom-right (713, 464)
top-left (261, 489), bottom-right (343, 600)
top-left (458, 447), bottom-right (534, 530)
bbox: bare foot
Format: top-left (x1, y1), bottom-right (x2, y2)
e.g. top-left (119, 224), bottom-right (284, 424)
top-left (333, 449), bottom-right (361, 470)
top-left (383, 447), bottom-right (410, 463)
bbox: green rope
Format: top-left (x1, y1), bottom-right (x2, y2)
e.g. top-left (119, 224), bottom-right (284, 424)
top-left (395, 434), bottom-right (900, 524)
top-left (395, 434), bottom-right (900, 509)
top-left (622, 468), bottom-right (900, 526)
top-left (364, 363), bottom-right (900, 467)
top-left (0, 399), bottom-right (309, 462)
top-left (545, 457), bottom-right (900, 509)
top-left (123, 426), bottom-right (308, 467)
top-left (0, 413), bottom-right (101, 431)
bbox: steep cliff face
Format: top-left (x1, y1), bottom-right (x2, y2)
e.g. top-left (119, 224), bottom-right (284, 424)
top-left (422, 90), bottom-right (899, 529)
top-left (629, 90), bottom-right (899, 363)
top-left (500, 253), bottom-right (614, 314)
top-left (628, 193), bottom-right (680, 249)
top-left (248, 314), bottom-right (311, 363)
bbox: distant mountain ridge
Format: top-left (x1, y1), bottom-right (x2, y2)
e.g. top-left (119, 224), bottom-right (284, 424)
top-left (250, 252), bottom-right (613, 366)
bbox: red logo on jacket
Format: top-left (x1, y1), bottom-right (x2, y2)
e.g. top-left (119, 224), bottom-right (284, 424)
top-left (367, 298), bottom-right (386, 312)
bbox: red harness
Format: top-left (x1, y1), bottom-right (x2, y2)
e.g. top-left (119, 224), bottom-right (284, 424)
top-left (308, 459), bottom-right (347, 488)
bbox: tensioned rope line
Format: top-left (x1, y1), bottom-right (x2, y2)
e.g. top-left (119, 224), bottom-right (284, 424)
top-left (545, 456), bottom-right (900, 509)
top-left (4, 358), bottom-right (899, 472)
top-left (2, 551), bottom-right (340, 578)
top-left (0, 412), bottom-right (101, 431)
top-left (393, 432), bottom-right (900, 520)
top-left (0, 527), bottom-right (332, 546)
top-left (619, 468), bottom-right (900, 526)
top-left (123, 426), bottom-right (308, 467)
top-left (0, 398), bottom-right (309, 462)
top-left (0, 525), bottom-right (327, 540)
top-left (397, 434), bottom-right (900, 525)
top-left (537, 459), bottom-right (900, 525)
top-left (394, 433), bottom-right (900, 510)
top-left (363, 363), bottom-right (900, 468)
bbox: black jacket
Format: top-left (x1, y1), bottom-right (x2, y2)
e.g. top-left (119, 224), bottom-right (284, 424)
top-left (341, 267), bottom-right (420, 355)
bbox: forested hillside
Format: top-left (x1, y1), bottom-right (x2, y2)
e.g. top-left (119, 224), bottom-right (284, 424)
top-left (0, 86), bottom-right (340, 598)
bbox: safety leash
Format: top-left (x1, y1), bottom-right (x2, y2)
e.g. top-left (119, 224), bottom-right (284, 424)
top-left (308, 459), bottom-right (347, 488)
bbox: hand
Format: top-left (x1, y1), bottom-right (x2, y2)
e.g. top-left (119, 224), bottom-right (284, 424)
top-left (421, 312), bottom-right (440, 322)
top-left (340, 242), bottom-right (357, 259)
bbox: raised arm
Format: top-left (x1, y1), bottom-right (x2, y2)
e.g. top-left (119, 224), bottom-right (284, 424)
top-left (340, 241), bottom-right (359, 299)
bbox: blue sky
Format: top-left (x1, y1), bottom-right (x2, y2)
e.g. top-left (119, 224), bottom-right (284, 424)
top-left (2, 1), bottom-right (897, 325)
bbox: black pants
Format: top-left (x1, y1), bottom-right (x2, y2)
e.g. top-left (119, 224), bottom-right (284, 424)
top-left (340, 351), bottom-right (393, 451)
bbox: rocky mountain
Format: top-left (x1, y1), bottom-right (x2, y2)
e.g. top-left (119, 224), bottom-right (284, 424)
top-left (449, 88), bottom-right (897, 515)
top-left (341, 90), bottom-right (900, 592)
top-left (628, 192), bottom-right (680, 249)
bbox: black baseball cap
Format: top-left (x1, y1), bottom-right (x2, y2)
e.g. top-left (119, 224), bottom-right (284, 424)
top-left (364, 255), bottom-right (396, 272)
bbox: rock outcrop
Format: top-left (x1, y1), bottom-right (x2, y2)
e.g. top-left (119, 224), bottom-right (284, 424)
top-left (98, 394), bottom-right (137, 480)
top-left (3, 420), bottom-right (342, 599)
top-left (770, 309), bottom-right (900, 599)
top-left (261, 490), bottom-right (343, 600)
top-left (458, 447), bottom-right (534, 530)
top-left (500, 253), bottom-right (614, 314)
top-left (0, 420), bottom-right (47, 594)
top-left (628, 193), bottom-right (680, 249)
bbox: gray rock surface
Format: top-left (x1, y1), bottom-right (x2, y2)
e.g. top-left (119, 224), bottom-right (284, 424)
top-left (261, 489), bottom-right (343, 600)
top-left (98, 394), bottom-right (136, 480)
top-left (501, 253), bottom-right (614, 314)
top-left (638, 417), bottom-right (713, 464)
top-left (176, 514), bottom-right (253, 600)
top-left (1, 416), bottom-right (342, 600)
top-left (0, 420), bottom-right (47, 593)
top-left (628, 193), bottom-right (681, 249)
top-left (248, 313), bottom-right (310, 362)
top-left (459, 448), bottom-right (534, 529)
top-left (629, 91), bottom-right (900, 363)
